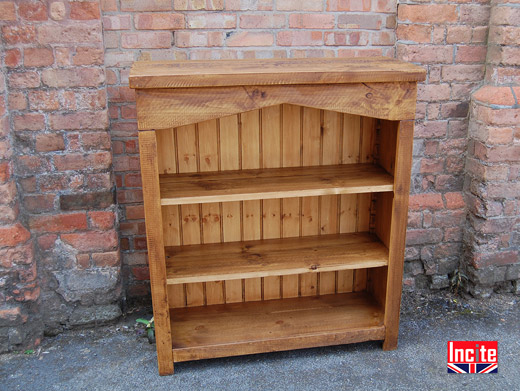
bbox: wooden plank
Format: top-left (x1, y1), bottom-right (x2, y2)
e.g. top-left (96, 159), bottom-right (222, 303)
top-left (167, 284), bottom-right (185, 309)
top-left (383, 120), bottom-right (414, 351)
top-left (162, 205), bottom-right (180, 247)
top-left (138, 131), bottom-right (173, 375)
top-left (156, 128), bottom-right (176, 174)
top-left (160, 164), bottom-right (394, 205)
top-left (320, 110), bottom-right (342, 295)
top-left (379, 120), bottom-right (398, 176)
top-left (130, 57), bottom-right (426, 89)
top-left (375, 192), bottom-right (393, 249)
top-left (262, 105), bottom-right (282, 300)
top-left (135, 82), bottom-right (419, 130)
top-left (171, 292), bottom-right (385, 362)
top-left (165, 233), bottom-right (388, 284)
top-left (218, 113), bottom-right (243, 303)
top-left (242, 201), bottom-right (262, 300)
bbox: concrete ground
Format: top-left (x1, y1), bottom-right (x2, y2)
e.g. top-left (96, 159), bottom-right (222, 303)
top-left (1, 291), bottom-right (519, 391)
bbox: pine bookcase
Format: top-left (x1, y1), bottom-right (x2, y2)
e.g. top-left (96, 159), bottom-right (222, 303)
top-left (130, 57), bottom-right (426, 375)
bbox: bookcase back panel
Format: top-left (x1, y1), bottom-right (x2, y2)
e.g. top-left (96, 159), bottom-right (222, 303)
top-left (158, 105), bottom-right (379, 308)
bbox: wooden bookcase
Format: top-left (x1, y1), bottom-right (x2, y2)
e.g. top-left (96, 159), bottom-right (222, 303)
top-left (130, 57), bottom-right (426, 375)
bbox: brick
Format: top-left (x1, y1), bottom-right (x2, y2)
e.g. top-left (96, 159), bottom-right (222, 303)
top-left (89, 211), bottom-right (115, 230)
top-left (175, 31), bottom-right (223, 47)
top-left (81, 132), bottom-right (111, 150)
top-left (35, 134), bottom-right (65, 152)
top-left (371, 31), bottom-right (394, 46)
top-left (290, 14), bottom-right (335, 29)
top-left (489, 26), bottom-right (520, 46)
top-left (0, 223), bottom-right (31, 247)
top-left (0, 162), bottom-right (11, 183)
top-left (441, 102), bottom-right (469, 118)
top-left (37, 234), bottom-right (58, 251)
top-left (409, 193), bottom-right (444, 211)
top-left (92, 251), bottom-right (120, 267)
top-left (13, 113), bottom-right (45, 131)
top-left (19, 1), bottom-right (48, 21)
top-left (456, 46), bottom-right (487, 63)
top-left (24, 48), bottom-right (54, 67)
top-left (134, 13), bottom-right (184, 30)
top-left (0, 2), bottom-right (16, 21)
top-left (327, 0), bottom-right (370, 12)
top-left (420, 158), bottom-right (444, 174)
top-left (406, 228), bottom-right (443, 246)
top-left (132, 266), bottom-right (150, 281)
top-left (417, 84), bottom-right (451, 102)
top-left (0, 307), bottom-right (21, 322)
top-left (473, 85), bottom-right (513, 106)
top-left (50, 1), bottom-right (66, 20)
top-left (121, 32), bottom-right (172, 48)
top-left (398, 5), bottom-right (457, 23)
top-left (478, 106), bottom-right (520, 126)
top-left (54, 152), bottom-right (112, 171)
top-left (278, 0), bottom-right (322, 11)
top-left (447, 26), bottom-right (472, 44)
top-left (325, 31), bottom-right (368, 46)
top-left (50, 111), bottom-right (108, 130)
top-left (72, 47), bottom-right (104, 66)
top-left (415, 121), bottom-right (447, 138)
top-left (339, 14), bottom-right (384, 30)
top-left (42, 68), bottom-right (104, 88)
top-left (397, 44), bottom-right (453, 64)
top-left (175, 0), bottom-right (223, 10)
top-left (442, 65), bottom-right (485, 82)
top-left (396, 25), bottom-right (430, 43)
top-left (60, 191), bottom-right (114, 211)
top-left (28, 91), bottom-right (59, 111)
top-left (29, 213), bottom-right (87, 233)
top-left (227, 32), bottom-right (274, 47)
top-left (187, 13), bottom-right (235, 29)
top-left (240, 14), bottom-right (285, 29)
top-left (23, 194), bottom-right (55, 213)
top-left (70, 1), bottom-right (101, 20)
top-left (121, 0), bottom-right (172, 11)
top-left (101, 0), bottom-right (117, 11)
top-left (5, 49), bottom-right (21, 68)
top-left (2, 25), bottom-right (37, 44)
top-left (9, 72), bottom-right (40, 89)
top-left (37, 24), bottom-right (102, 45)
top-left (461, 4), bottom-right (491, 25)
top-left (61, 231), bottom-right (118, 252)
top-left (278, 31), bottom-right (323, 46)
top-left (113, 155), bottom-right (140, 171)
top-left (474, 251), bottom-right (519, 269)
top-left (445, 192), bottom-right (465, 209)
top-left (125, 205), bottom-right (144, 220)
top-left (102, 15), bottom-right (131, 30)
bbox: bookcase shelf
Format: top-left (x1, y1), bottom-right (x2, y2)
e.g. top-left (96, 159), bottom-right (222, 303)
top-left (131, 57), bottom-right (425, 375)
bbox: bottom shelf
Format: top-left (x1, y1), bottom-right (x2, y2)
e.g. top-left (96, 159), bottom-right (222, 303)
top-left (171, 292), bottom-right (385, 362)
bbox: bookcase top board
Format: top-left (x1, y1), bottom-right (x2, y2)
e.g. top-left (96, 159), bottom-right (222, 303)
top-left (129, 57), bottom-right (426, 89)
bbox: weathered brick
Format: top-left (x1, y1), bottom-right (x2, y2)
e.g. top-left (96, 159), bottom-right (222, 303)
top-left (132, 266), bottom-right (150, 281)
top-left (290, 14), bottom-right (335, 29)
top-left (399, 5), bottom-right (458, 23)
top-left (175, 31), bottom-right (223, 47)
top-left (61, 231), bottom-right (118, 252)
top-left (121, 32), bottom-right (172, 48)
top-left (227, 32), bottom-right (274, 47)
top-left (72, 47), bottom-right (104, 66)
top-left (415, 121), bottom-right (448, 138)
top-left (19, 2), bottom-right (48, 21)
top-left (397, 44), bottom-right (453, 64)
top-left (23, 194), bottom-right (55, 213)
top-left (442, 65), bottom-right (485, 82)
top-left (29, 213), bottom-right (87, 233)
top-left (92, 251), bottom-right (120, 267)
top-left (5, 49), bottom-right (21, 68)
top-left (461, 4), bottom-right (491, 26)
top-left (42, 68), bottom-right (104, 88)
top-left (13, 113), bottom-right (45, 131)
top-left (50, 1), bottom-right (66, 20)
top-left (187, 13), bottom-right (235, 29)
top-left (54, 152), bottom-right (112, 171)
top-left (50, 111), bottom-right (108, 130)
top-left (325, 31), bottom-right (368, 46)
top-left (24, 48), bottom-right (54, 68)
top-left (89, 211), bottom-right (115, 230)
top-left (0, 2), bottom-right (16, 21)
top-left (327, 0), bottom-right (370, 12)
top-left (455, 46), bottom-right (487, 64)
top-left (474, 251), bottom-right (519, 269)
top-left (81, 132), bottom-right (111, 150)
top-left (37, 24), bottom-right (102, 44)
top-left (8, 72), bottom-right (40, 89)
top-left (406, 228), bottom-right (443, 246)
top-left (35, 134), bottom-right (65, 152)
top-left (0, 223), bottom-right (31, 247)
top-left (8, 92), bottom-right (27, 111)
top-left (134, 13), bottom-right (184, 30)
top-left (2, 25), bottom-right (37, 44)
top-left (60, 191), bottom-right (114, 211)
top-left (70, 1), bottom-right (100, 20)
top-left (28, 91), bottom-right (59, 111)
top-left (240, 14), bottom-right (285, 29)
top-left (397, 25), bottom-right (431, 43)
top-left (102, 15), bottom-right (131, 30)
top-left (121, 0), bottom-right (172, 11)
top-left (409, 193), bottom-right (444, 211)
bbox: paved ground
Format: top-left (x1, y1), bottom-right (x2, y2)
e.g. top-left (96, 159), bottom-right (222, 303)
top-left (1, 291), bottom-right (519, 391)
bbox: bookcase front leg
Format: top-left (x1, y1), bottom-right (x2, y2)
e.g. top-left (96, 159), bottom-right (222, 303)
top-left (139, 130), bottom-right (174, 375)
top-left (383, 120), bottom-right (414, 351)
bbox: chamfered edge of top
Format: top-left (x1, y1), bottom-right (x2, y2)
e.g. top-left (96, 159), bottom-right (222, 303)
top-left (129, 57), bottom-right (427, 89)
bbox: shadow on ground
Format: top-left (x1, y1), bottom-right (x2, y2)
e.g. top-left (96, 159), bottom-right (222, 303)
top-left (1, 291), bottom-right (519, 391)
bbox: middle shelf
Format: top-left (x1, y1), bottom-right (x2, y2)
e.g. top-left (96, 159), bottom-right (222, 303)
top-left (165, 232), bottom-right (388, 284)
top-left (159, 163), bottom-right (394, 205)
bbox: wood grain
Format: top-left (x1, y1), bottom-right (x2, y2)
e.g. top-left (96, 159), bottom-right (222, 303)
top-left (165, 233), bottom-right (388, 284)
top-left (136, 82), bottom-right (419, 130)
top-left (130, 57), bottom-right (426, 89)
top-left (159, 164), bottom-right (394, 205)
top-left (138, 131), bottom-right (173, 375)
top-left (171, 292), bottom-right (385, 362)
